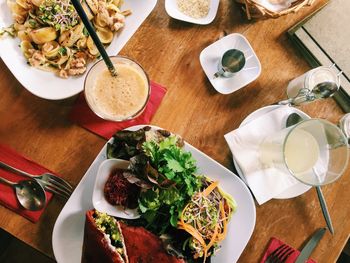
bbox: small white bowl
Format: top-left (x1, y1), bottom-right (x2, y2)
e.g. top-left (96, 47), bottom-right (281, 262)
top-left (200, 33), bottom-right (261, 94)
top-left (165, 0), bottom-right (219, 25)
top-left (92, 159), bottom-right (140, 219)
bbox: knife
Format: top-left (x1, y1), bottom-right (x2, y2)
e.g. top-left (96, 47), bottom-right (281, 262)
top-left (295, 228), bottom-right (326, 263)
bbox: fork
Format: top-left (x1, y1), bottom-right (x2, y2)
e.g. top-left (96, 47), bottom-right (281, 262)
top-left (0, 161), bottom-right (73, 199)
top-left (266, 244), bottom-right (295, 263)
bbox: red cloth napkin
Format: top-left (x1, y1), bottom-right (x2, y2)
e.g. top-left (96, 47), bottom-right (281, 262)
top-left (0, 144), bottom-right (55, 222)
top-left (70, 81), bottom-right (167, 139)
top-left (261, 237), bottom-right (316, 263)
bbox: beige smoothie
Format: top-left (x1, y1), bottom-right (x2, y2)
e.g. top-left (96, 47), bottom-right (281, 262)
top-left (85, 57), bottom-right (149, 121)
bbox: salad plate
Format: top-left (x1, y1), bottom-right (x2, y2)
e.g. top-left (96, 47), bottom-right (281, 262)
top-left (0, 0), bottom-right (157, 100)
top-left (52, 125), bottom-right (256, 263)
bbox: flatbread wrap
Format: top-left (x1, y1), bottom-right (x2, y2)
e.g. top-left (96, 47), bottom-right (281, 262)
top-left (81, 210), bottom-right (129, 263)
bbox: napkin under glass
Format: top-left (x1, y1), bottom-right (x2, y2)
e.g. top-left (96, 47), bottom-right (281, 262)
top-left (70, 81), bottom-right (167, 139)
top-left (224, 106), bottom-right (301, 205)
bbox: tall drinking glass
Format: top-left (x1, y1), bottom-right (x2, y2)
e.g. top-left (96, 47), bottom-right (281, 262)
top-left (259, 119), bottom-right (349, 186)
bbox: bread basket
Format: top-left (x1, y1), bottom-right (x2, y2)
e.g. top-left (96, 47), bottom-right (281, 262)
top-left (235, 0), bottom-right (315, 19)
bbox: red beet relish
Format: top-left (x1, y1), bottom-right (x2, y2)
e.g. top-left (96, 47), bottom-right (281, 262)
top-left (104, 168), bottom-right (140, 209)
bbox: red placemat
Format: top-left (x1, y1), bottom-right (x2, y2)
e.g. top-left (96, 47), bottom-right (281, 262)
top-left (70, 81), bottom-right (167, 139)
top-left (0, 144), bottom-right (56, 222)
top-left (261, 237), bottom-right (316, 263)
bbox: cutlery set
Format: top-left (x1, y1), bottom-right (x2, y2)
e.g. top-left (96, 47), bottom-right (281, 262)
top-left (266, 228), bottom-right (326, 263)
top-left (0, 161), bottom-right (73, 210)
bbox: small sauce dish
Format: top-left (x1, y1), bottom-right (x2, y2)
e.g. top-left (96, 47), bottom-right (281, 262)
top-left (165, 0), bottom-right (220, 25)
top-left (200, 33), bottom-right (261, 94)
top-left (92, 159), bottom-right (140, 219)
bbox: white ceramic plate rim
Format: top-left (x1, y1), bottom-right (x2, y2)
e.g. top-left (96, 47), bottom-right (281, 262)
top-left (165, 0), bottom-right (219, 25)
top-left (92, 159), bottom-right (140, 219)
top-left (0, 0), bottom-right (157, 100)
top-left (52, 125), bottom-right (256, 263)
top-left (233, 105), bottom-right (312, 199)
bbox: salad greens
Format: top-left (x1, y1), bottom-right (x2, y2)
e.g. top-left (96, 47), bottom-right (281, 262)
top-left (138, 136), bottom-right (202, 233)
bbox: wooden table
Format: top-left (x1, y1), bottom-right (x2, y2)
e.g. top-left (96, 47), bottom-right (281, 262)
top-left (0, 0), bottom-right (349, 262)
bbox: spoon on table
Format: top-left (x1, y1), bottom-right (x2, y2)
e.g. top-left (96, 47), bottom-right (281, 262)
top-left (70, 0), bottom-right (117, 76)
top-left (0, 177), bottom-right (46, 211)
top-left (214, 49), bottom-right (246, 78)
top-left (286, 112), bottom-right (334, 234)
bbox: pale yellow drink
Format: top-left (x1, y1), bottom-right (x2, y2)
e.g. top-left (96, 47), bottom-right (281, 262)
top-left (260, 129), bottom-right (320, 174)
top-left (85, 56), bottom-right (150, 121)
top-left (284, 129), bottom-right (320, 174)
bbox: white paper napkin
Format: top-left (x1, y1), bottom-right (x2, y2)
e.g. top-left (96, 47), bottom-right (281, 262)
top-left (254, 0), bottom-right (296, 13)
top-left (224, 106), bottom-right (300, 205)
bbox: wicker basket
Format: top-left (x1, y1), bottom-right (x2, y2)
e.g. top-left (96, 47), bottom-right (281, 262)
top-left (236, 0), bottom-right (315, 19)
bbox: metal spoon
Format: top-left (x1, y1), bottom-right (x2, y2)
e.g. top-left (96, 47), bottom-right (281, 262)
top-left (214, 49), bottom-right (246, 78)
top-left (285, 112), bottom-right (334, 234)
top-left (0, 177), bottom-right (46, 211)
top-left (312, 81), bottom-right (339, 99)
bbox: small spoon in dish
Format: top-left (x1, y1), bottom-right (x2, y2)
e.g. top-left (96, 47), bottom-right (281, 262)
top-left (0, 177), bottom-right (46, 211)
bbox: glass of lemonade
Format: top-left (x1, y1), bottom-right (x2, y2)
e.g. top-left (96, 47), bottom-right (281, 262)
top-left (84, 56), bottom-right (150, 122)
top-left (259, 119), bottom-right (349, 186)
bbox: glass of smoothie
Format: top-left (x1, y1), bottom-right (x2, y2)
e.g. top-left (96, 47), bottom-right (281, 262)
top-left (84, 56), bottom-right (150, 122)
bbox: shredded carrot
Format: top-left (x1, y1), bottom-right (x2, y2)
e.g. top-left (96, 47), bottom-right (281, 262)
top-left (178, 180), bottom-right (233, 262)
top-left (217, 201), bottom-right (228, 241)
top-left (206, 220), bottom-right (219, 251)
top-left (202, 181), bottom-right (219, 197)
top-left (178, 222), bottom-right (207, 249)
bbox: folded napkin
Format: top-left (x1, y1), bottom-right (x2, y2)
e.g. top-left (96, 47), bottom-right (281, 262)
top-left (0, 144), bottom-right (55, 222)
top-left (261, 237), bottom-right (316, 263)
top-left (70, 81), bottom-right (167, 139)
top-left (224, 106), bottom-right (300, 205)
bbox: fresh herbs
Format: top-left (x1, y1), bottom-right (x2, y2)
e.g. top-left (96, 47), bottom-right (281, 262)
top-left (107, 128), bottom-right (202, 234)
top-left (137, 136), bottom-right (202, 233)
top-left (38, 0), bottom-right (79, 31)
top-left (0, 26), bottom-right (15, 37)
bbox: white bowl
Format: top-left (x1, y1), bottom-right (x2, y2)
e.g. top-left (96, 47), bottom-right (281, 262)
top-left (165, 0), bottom-right (219, 25)
top-left (200, 33), bottom-right (261, 94)
top-left (92, 159), bottom-right (140, 219)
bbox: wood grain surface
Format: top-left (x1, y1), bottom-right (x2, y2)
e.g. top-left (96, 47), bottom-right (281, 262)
top-left (1, 0), bottom-right (349, 262)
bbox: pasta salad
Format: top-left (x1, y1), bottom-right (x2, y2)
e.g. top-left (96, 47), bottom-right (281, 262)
top-left (3, 0), bottom-right (131, 78)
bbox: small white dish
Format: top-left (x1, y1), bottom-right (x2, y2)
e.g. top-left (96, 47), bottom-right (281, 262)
top-left (165, 0), bottom-right (219, 25)
top-left (233, 105), bottom-right (312, 199)
top-left (200, 33), bottom-right (261, 94)
top-left (92, 159), bottom-right (140, 219)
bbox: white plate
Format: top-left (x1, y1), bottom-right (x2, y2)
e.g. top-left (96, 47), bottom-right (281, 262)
top-left (199, 33), bottom-right (261, 94)
top-left (165, 0), bottom-right (219, 25)
top-left (233, 105), bottom-right (312, 199)
top-left (92, 159), bottom-right (140, 219)
top-left (0, 0), bottom-right (157, 100)
top-left (52, 125), bottom-right (256, 263)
